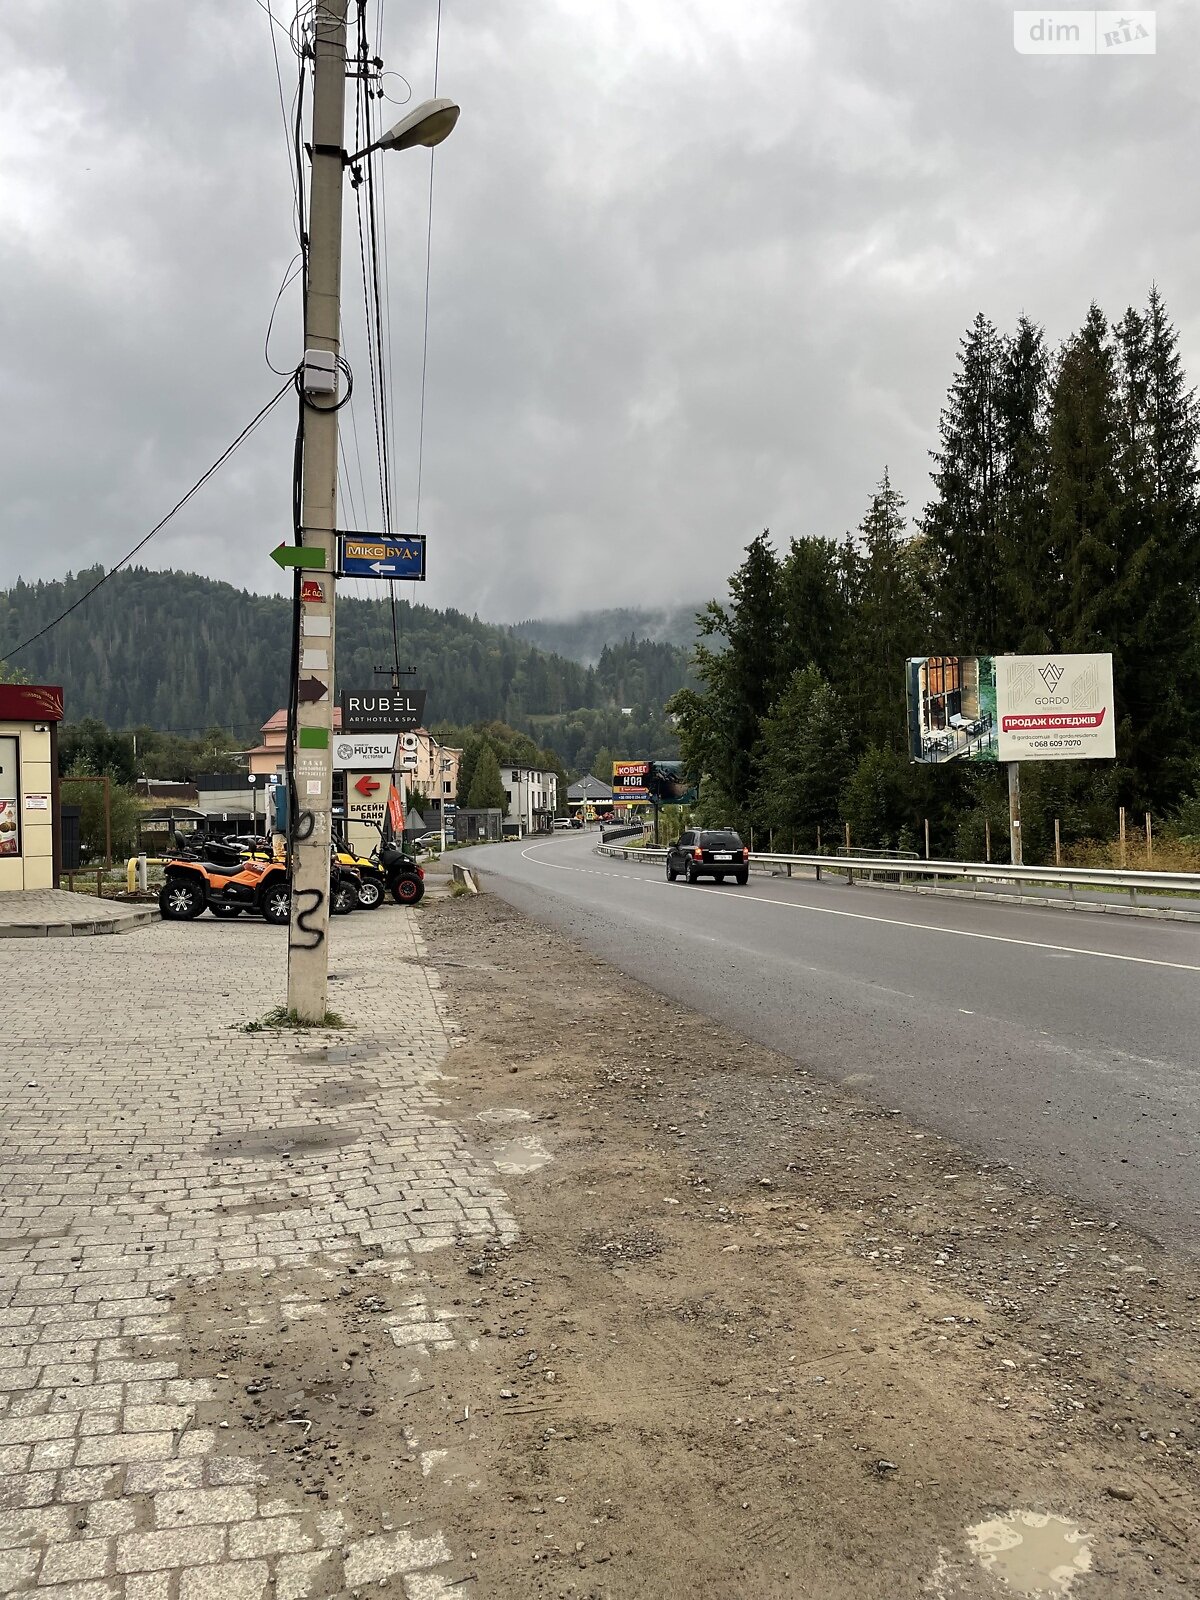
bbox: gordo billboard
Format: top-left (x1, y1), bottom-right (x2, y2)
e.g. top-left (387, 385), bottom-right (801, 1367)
top-left (907, 653), bottom-right (1115, 764)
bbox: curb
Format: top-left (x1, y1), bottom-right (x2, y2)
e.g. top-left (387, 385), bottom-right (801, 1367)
top-left (0, 908), bottom-right (161, 939)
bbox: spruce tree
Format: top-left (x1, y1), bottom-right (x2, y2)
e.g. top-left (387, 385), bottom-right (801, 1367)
top-left (921, 313), bottom-right (1005, 651)
top-left (1047, 303), bottom-right (1123, 651)
top-left (753, 667), bottom-right (851, 844)
top-left (996, 316), bottom-right (1052, 649)
top-left (466, 744), bottom-right (508, 812)
top-left (847, 471), bottom-right (922, 751)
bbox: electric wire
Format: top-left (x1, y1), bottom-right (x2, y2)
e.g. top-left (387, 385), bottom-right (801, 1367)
top-left (2, 382), bottom-right (294, 661)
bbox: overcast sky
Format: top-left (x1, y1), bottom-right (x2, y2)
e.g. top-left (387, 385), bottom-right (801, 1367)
top-left (2, 1), bottom-right (1197, 627)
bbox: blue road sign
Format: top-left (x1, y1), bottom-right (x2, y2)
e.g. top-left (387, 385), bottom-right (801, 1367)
top-left (338, 534), bottom-right (426, 581)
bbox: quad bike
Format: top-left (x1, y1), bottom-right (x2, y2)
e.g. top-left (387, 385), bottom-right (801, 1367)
top-left (159, 837), bottom-right (360, 924)
top-left (336, 828), bottom-right (425, 908)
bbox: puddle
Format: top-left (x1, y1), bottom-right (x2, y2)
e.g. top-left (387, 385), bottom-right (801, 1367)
top-left (294, 1047), bottom-right (375, 1066)
top-left (476, 1107), bottom-right (533, 1126)
top-left (297, 1076), bottom-right (380, 1108)
top-left (965, 1511), bottom-right (1092, 1596)
top-left (489, 1134), bottom-right (552, 1175)
top-left (205, 1123), bottom-right (359, 1159)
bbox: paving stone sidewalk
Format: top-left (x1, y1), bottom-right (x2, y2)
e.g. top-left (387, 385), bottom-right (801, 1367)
top-left (0, 912), bottom-right (515, 1599)
top-left (0, 892), bottom-right (156, 939)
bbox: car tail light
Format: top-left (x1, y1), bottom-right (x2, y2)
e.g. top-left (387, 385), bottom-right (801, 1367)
top-left (417, 868), bottom-right (425, 879)
top-left (693, 847), bottom-right (703, 861)
top-left (742, 847), bottom-right (749, 861)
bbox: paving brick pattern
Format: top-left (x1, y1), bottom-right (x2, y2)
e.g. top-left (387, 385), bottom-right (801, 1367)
top-left (0, 913), bottom-right (515, 1597)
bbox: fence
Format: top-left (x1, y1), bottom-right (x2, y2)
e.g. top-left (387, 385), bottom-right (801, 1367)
top-left (594, 842), bottom-right (1200, 914)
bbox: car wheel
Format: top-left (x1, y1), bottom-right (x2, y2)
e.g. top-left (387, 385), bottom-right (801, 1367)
top-left (685, 862), bottom-right (697, 884)
top-left (159, 880), bottom-right (205, 920)
top-left (332, 882), bottom-right (357, 915)
top-left (735, 869), bottom-right (749, 885)
top-left (210, 902), bottom-right (242, 918)
top-left (392, 874), bottom-right (425, 906)
top-left (666, 860), bottom-right (677, 881)
top-left (357, 877), bottom-right (383, 909)
top-left (260, 883), bottom-right (290, 925)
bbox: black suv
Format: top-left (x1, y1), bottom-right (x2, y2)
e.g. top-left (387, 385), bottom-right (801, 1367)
top-left (666, 828), bottom-right (749, 885)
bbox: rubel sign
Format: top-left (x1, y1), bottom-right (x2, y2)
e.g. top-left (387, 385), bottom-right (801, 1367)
top-left (342, 689), bottom-right (426, 732)
top-left (995, 653), bottom-right (1115, 761)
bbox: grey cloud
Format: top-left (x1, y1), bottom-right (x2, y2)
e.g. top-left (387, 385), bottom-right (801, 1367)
top-left (2, 0), bottom-right (1198, 628)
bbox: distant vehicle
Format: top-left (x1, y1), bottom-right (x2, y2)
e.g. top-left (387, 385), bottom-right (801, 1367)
top-left (413, 832), bottom-right (443, 852)
top-left (665, 828), bottom-right (749, 885)
top-left (570, 816), bottom-right (584, 829)
top-left (552, 817), bottom-right (574, 830)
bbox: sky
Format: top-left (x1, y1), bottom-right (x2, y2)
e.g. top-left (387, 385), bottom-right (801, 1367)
top-left (1, 1), bottom-right (1197, 627)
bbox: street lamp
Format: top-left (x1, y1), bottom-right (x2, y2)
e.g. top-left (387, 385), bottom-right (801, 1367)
top-left (344, 97), bottom-right (461, 166)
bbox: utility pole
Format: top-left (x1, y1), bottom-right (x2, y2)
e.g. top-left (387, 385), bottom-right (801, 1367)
top-left (1007, 762), bottom-right (1023, 866)
top-left (287, 0), bottom-right (349, 1021)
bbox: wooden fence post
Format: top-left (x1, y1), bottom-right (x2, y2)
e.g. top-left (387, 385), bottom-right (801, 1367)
top-left (1054, 817), bottom-right (1061, 867)
top-left (924, 818), bottom-right (930, 860)
top-left (1119, 806), bottom-right (1126, 868)
top-left (985, 818), bottom-right (991, 863)
top-left (1145, 811), bottom-right (1152, 863)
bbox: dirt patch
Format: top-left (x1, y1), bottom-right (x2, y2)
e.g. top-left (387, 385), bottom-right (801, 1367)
top-left (204, 1123), bottom-right (360, 1159)
top-left (162, 893), bottom-right (1199, 1599)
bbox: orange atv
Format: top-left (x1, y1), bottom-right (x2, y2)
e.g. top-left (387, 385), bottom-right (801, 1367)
top-left (158, 837), bottom-right (358, 924)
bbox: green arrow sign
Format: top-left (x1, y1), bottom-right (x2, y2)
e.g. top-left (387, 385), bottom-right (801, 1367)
top-left (270, 543), bottom-right (326, 571)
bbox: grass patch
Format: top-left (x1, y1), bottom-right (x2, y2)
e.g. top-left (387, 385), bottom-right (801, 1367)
top-left (449, 879), bottom-right (472, 897)
top-left (239, 1005), bottom-right (346, 1033)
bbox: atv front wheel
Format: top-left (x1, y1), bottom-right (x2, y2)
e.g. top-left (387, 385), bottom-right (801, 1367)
top-left (259, 883), bottom-right (291, 925)
top-left (357, 877), bottom-right (384, 910)
top-left (331, 881), bottom-right (358, 915)
top-left (159, 880), bottom-right (205, 921)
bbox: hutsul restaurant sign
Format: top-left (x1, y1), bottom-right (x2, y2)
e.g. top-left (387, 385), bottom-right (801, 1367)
top-left (0, 684), bottom-right (64, 722)
top-left (341, 689), bottom-right (426, 732)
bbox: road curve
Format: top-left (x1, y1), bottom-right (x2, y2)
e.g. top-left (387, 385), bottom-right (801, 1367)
top-left (460, 831), bottom-right (1200, 1254)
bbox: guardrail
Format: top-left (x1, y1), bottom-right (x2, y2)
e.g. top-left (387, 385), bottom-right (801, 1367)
top-left (594, 842), bottom-right (1200, 911)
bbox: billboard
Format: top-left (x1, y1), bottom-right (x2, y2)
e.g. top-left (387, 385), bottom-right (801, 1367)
top-left (908, 653), bottom-right (1115, 764)
top-left (645, 761), bottom-right (699, 806)
top-left (612, 760), bottom-right (649, 802)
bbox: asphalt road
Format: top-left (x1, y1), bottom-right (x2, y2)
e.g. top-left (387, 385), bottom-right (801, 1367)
top-left (461, 831), bottom-right (1200, 1254)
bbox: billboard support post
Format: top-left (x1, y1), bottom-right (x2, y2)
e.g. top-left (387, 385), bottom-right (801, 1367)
top-left (1008, 762), bottom-right (1023, 866)
top-left (985, 816), bottom-right (992, 862)
top-left (1119, 805), bottom-right (1127, 867)
top-left (1054, 816), bottom-right (1062, 866)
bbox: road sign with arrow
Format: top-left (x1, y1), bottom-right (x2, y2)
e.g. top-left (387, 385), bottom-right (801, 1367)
top-left (271, 543), bottom-right (327, 571)
top-left (339, 534), bottom-right (426, 581)
top-left (297, 676), bottom-right (329, 704)
top-left (354, 774), bottom-right (381, 797)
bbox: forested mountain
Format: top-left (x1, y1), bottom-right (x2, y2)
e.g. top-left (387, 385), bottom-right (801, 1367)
top-left (512, 604), bottom-right (703, 663)
top-left (0, 568), bottom-right (686, 769)
top-left (0, 572), bottom-right (678, 739)
top-left (672, 289), bottom-right (1200, 860)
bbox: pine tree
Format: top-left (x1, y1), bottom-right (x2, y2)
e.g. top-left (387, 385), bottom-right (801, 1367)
top-left (922, 313), bottom-right (1005, 651)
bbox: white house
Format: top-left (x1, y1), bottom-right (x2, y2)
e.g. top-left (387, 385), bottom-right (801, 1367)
top-left (499, 765), bottom-right (558, 835)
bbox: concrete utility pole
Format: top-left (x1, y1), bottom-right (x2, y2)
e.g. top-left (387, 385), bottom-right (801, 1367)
top-left (287, 0), bottom-right (348, 1021)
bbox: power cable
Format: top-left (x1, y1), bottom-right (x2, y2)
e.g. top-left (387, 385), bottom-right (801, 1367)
top-left (2, 381), bottom-right (294, 661)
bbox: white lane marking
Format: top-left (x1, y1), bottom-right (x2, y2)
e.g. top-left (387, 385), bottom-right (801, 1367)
top-left (515, 841), bottom-right (1200, 977)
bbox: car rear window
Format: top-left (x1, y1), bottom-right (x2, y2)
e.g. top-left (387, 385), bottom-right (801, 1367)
top-left (700, 831), bottom-right (743, 847)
